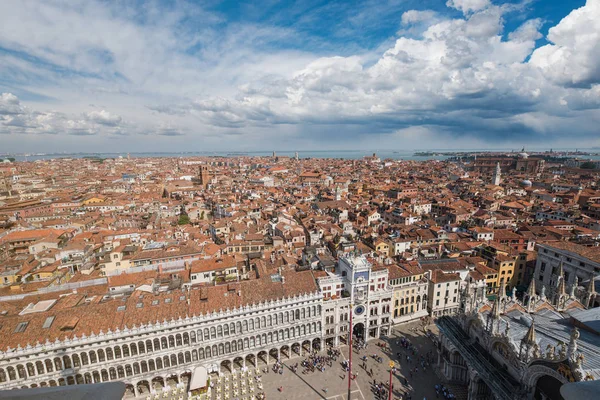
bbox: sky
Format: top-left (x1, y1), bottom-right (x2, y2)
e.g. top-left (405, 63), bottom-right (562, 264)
top-left (1, 0), bottom-right (599, 153)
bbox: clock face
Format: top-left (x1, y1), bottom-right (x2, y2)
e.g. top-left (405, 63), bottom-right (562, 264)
top-left (355, 305), bottom-right (365, 315)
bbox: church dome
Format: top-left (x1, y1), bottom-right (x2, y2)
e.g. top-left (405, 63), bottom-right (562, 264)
top-left (520, 179), bottom-right (532, 187)
top-left (519, 152), bottom-right (529, 159)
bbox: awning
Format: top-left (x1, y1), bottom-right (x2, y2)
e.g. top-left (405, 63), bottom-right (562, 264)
top-left (189, 366), bottom-right (208, 391)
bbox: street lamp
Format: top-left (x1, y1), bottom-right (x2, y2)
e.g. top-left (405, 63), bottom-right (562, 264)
top-left (347, 303), bottom-right (353, 400)
top-left (388, 361), bottom-right (395, 400)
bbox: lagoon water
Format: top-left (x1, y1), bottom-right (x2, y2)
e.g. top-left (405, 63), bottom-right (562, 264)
top-left (4, 149), bottom-right (600, 162)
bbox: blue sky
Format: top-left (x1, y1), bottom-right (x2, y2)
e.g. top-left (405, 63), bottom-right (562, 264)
top-left (0, 0), bottom-right (598, 152)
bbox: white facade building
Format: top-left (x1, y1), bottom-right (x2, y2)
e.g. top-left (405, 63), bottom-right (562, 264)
top-left (0, 272), bottom-right (324, 398)
top-left (317, 255), bottom-right (393, 347)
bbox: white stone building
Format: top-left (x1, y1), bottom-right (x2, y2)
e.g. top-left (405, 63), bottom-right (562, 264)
top-left (0, 270), bottom-right (323, 398)
top-left (317, 255), bottom-right (393, 347)
top-left (533, 242), bottom-right (600, 308)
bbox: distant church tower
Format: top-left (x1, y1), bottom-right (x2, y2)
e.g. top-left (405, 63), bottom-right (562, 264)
top-left (199, 165), bottom-right (210, 189)
top-left (492, 162), bottom-right (501, 185)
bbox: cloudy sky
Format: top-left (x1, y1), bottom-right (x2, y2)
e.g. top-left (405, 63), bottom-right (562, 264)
top-left (1, 0), bottom-right (599, 153)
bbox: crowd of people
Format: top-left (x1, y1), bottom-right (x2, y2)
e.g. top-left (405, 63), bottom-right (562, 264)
top-left (299, 349), bottom-right (338, 374)
top-left (229, 323), bottom-right (460, 400)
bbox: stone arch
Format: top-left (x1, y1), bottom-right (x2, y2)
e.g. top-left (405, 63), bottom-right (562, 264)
top-left (124, 383), bottom-right (135, 398)
top-left (114, 346), bottom-right (122, 359)
top-left (139, 361), bottom-right (147, 374)
top-left (35, 360), bottom-right (45, 375)
top-left (151, 376), bottom-right (165, 390)
top-left (71, 354), bottom-right (81, 368)
top-left (220, 359), bottom-right (232, 373)
top-left (45, 359), bottom-right (54, 373)
top-left (62, 356), bottom-right (72, 369)
top-left (525, 365), bottom-right (569, 389)
top-left (129, 342), bottom-right (137, 356)
top-left (312, 338), bottom-right (321, 351)
top-left (137, 380), bottom-right (151, 396)
top-left (26, 362), bottom-right (35, 377)
top-left (280, 345), bottom-right (290, 359)
top-left (0, 368), bottom-right (6, 383)
top-left (245, 353), bottom-right (256, 367)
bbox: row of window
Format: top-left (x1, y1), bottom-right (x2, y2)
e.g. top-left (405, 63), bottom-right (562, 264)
top-left (0, 324), bottom-right (322, 383)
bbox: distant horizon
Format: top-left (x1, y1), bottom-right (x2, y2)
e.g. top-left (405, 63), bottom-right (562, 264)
top-left (2, 147), bottom-right (599, 156)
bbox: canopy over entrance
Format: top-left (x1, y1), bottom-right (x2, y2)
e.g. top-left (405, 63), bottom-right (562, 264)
top-left (189, 366), bottom-right (208, 393)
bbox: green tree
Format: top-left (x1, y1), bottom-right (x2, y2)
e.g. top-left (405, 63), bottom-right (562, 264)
top-left (178, 214), bottom-right (190, 225)
top-left (580, 162), bottom-right (596, 170)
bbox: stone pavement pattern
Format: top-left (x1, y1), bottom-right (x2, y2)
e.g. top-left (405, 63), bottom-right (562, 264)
top-left (256, 321), bottom-right (453, 400)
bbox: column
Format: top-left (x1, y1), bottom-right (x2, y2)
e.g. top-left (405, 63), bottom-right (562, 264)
top-left (468, 379), bottom-right (478, 400)
top-left (133, 385), bottom-right (139, 398)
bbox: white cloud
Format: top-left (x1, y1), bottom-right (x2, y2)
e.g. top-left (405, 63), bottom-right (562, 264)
top-left (446, 0), bottom-right (490, 15)
top-left (401, 10), bottom-right (439, 25)
top-left (0, 92), bottom-right (129, 136)
top-left (84, 110), bottom-right (122, 126)
top-left (0, 93), bottom-right (26, 115)
top-left (1, 0), bottom-right (600, 151)
top-left (529, 0), bottom-right (600, 87)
